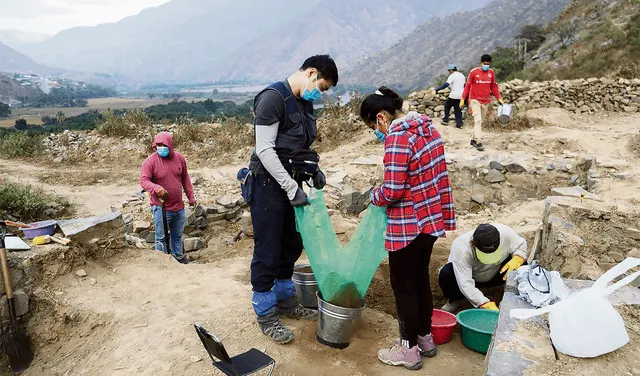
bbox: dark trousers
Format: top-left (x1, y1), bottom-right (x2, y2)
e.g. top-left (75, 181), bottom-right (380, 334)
top-left (438, 261), bottom-right (508, 303)
top-left (250, 174), bottom-right (303, 293)
top-left (389, 234), bottom-right (438, 348)
top-left (443, 97), bottom-right (463, 127)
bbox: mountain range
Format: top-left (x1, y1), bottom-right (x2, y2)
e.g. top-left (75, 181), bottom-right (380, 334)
top-left (13, 0), bottom-right (491, 84)
top-left (341, 0), bottom-right (571, 92)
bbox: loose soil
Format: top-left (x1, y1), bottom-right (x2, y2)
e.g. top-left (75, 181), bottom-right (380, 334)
top-left (1, 108), bottom-right (640, 375)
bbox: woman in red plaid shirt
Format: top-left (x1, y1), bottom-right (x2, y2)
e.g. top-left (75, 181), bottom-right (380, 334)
top-left (360, 86), bottom-right (456, 371)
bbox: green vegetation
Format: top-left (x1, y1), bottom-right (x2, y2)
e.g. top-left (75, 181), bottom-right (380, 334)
top-left (0, 132), bottom-right (43, 159)
top-left (97, 110), bottom-right (135, 138)
top-left (144, 99), bottom-right (253, 123)
top-left (0, 102), bottom-right (10, 118)
top-left (0, 181), bottom-right (73, 222)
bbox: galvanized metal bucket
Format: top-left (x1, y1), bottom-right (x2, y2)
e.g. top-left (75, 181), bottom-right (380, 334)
top-left (316, 292), bottom-right (365, 349)
top-left (498, 103), bottom-right (513, 124)
top-left (292, 264), bottom-right (319, 308)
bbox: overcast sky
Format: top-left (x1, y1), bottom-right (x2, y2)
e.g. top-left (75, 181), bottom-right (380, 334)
top-left (0, 0), bottom-right (171, 35)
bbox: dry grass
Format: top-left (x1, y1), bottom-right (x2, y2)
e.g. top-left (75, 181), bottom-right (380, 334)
top-left (173, 120), bottom-right (254, 166)
top-left (315, 94), bottom-right (366, 152)
top-left (482, 109), bottom-right (548, 132)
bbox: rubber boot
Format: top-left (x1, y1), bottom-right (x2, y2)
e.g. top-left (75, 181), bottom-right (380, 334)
top-left (253, 290), bottom-right (294, 344)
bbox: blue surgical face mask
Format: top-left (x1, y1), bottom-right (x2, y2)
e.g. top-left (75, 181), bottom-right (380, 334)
top-left (481, 64), bottom-right (491, 72)
top-left (156, 146), bottom-right (169, 158)
top-left (302, 75), bottom-right (322, 102)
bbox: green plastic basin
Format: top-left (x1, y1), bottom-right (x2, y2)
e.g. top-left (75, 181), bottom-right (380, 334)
top-left (456, 309), bottom-right (499, 354)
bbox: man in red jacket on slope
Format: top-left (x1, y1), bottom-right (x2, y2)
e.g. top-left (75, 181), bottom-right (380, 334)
top-left (460, 54), bottom-right (504, 152)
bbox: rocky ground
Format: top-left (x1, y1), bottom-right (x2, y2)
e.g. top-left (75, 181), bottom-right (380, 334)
top-left (1, 106), bottom-right (640, 375)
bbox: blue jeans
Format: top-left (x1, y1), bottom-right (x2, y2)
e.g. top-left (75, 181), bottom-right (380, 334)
top-left (151, 206), bottom-right (185, 259)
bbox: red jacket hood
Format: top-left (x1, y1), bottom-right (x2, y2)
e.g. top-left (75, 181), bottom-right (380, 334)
top-left (152, 132), bottom-right (174, 154)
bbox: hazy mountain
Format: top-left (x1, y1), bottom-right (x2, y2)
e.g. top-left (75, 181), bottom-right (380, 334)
top-left (20, 0), bottom-right (322, 82)
top-left (212, 0), bottom-right (493, 83)
top-left (18, 0), bottom-right (493, 83)
top-left (342, 0), bottom-right (571, 92)
top-left (0, 29), bottom-right (51, 49)
top-left (0, 41), bottom-right (48, 74)
top-left (0, 41), bottom-right (137, 89)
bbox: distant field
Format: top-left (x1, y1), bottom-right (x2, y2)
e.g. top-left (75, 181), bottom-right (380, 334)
top-left (0, 97), bottom-right (204, 128)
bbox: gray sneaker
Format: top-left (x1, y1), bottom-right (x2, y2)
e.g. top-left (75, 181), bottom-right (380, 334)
top-left (257, 311), bottom-right (294, 344)
top-left (441, 300), bottom-right (462, 313)
top-left (278, 304), bottom-right (318, 320)
top-left (277, 296), bottom-right (318, 320)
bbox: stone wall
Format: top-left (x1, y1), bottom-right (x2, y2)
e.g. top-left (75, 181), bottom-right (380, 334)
top-left (406, 77), bottom-right (640, 119)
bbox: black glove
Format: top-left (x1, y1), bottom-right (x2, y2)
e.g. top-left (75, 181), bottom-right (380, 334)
top-left (290, 188), bottom-right (309, 207)
top-left (313, 170), bottom-right (326, 190)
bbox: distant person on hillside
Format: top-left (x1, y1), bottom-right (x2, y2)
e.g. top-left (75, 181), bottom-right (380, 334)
top-left (438, 223), bottom-right (528, 313)
top-left (431, 64), bottom-right (465, 128)
top-left (140, 131), bottom-right (196, 264)
top-left (360, 87), bottom-right (456, 371)
top-left (460, 54), bottom-right (503, 151)
top-left (246, 55), bottom-right (339, 344)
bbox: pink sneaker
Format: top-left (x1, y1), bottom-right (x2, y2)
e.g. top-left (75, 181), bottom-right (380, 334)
top-left (378, 344), bottom-right (423, 370)
top-left (417, 334), bottom-right (437, 357)
top-left (393, 334), bottom-right (437, 357)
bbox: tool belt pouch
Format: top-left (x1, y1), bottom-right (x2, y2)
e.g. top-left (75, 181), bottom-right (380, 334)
top-left (279, 149), bottom-right (320, 183)
top-left (237, 167), bottom-right (255, 205)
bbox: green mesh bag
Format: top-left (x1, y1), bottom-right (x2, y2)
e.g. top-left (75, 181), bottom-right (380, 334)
top-left (294, 189), bottom-right (388, 307)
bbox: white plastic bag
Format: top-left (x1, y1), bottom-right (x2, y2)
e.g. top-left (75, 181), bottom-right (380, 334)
top-left (516, 263), bottom-right (571, 307)
top-left (510, 257), bottom-right (640, 358)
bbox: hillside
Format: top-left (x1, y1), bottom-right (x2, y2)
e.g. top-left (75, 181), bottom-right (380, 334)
top-left (18, 0), bottom-right (491, 83)
top-left (212, 0), bottom-right (491, 83)
top-left (0, 29), bottom-right (50, 50)
top-left (341, 0), bottom-right (570, 93)
top-left (517, 0), bottom-right (640, 81)
top-left (0, 41), bottom-right (49, 74)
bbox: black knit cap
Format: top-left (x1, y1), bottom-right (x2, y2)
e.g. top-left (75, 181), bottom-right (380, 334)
top-left (473, 224), bottom-right (500, 253)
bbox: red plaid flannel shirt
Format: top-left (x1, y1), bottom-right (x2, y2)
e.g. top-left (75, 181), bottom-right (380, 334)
top-left (370, 113), bottom-right (456, 251)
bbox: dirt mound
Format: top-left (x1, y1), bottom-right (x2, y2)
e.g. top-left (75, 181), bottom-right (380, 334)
top-left (483, 110), bottom-right (548, 132)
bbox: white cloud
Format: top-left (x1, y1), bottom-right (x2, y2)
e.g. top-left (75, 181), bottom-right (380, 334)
top-left (0, 0), bottom-right (170, 35)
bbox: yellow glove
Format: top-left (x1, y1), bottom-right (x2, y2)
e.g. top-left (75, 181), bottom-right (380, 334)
top-left (480, 301), bottom-right (499, 311)
top-left (498, 98), bottom-right (504, 105)
top-left (500, 255), bottom-right (525, 280)
top-left (459, 99), bottom-right (465, 108)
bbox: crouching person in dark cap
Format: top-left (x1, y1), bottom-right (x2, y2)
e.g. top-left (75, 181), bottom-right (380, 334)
top-left (438, 223), bottom-right (528, 313)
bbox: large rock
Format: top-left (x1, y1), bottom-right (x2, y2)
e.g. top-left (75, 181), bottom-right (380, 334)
top-left (484, 170), bottom-right (506, 183)
top-left (217, 195), bottom-right (237, 208)
top-left (57, 212), bottom-right (125, 246)
top-left (340, 186), bottom-right (373, 215)
top-left (183, 238), bottom-right (205, 253)
top-left (1, 290), bottom-right (29, 317)
top-left (350, 155), bottom-right (383, 166)
top-left (132, 221), bottom-right (151, 234)
top-left (550, 186), bottom-right (602, 201)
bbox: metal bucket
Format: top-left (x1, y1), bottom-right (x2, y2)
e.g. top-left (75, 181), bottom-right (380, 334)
top-left (292, 264), bottom-right (318, 308)
top-left (498, 103), bottom-right (513, 124)
top-left (316, 292), bottom-right (365, 349)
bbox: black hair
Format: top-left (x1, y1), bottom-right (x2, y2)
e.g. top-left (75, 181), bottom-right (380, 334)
top-left (481, 54), bottom-right (492, 63)
top-left (300, 55), bottom-right (339, 87)
top-left (473, 224), bottom-right (501, 253)
top-left (359, 86), bottom-right (404, 125)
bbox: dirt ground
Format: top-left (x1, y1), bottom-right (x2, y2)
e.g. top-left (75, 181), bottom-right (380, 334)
top-left (2, 108), bottom-right (640, 375)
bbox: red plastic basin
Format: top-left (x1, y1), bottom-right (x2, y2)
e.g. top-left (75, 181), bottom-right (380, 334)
top-left (431, 309), bottom-right (457, 345)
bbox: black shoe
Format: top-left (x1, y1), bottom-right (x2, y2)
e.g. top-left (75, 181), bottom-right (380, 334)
top-left (471, 140), bottom-right (485, 151)
top-left (174, 256), bottom-right (189, 264)
top-left (456, 124), bottom-right (463, 129)
top-left (441, 119), bottom-right (449, 125)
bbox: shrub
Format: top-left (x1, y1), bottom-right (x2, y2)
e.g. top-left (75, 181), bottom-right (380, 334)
top-left (0, 181), bottom-right (73, 222)
top-left (0, 132), bottom-right (43, 158)
top-left (97, 110), bottom-right (134, 137)
top-left (124, 108), bottom-right (152, 128)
